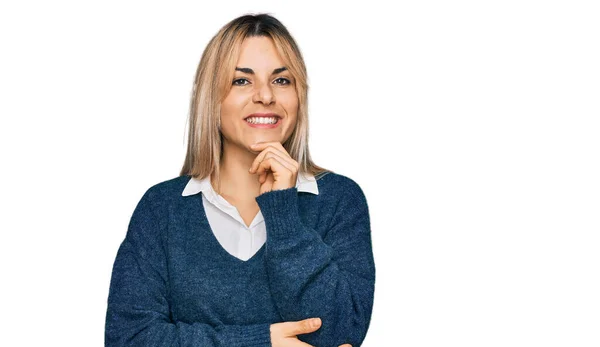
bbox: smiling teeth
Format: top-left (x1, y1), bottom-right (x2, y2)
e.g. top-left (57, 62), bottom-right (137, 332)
top-left (246, 117), bottom-right (278, 124)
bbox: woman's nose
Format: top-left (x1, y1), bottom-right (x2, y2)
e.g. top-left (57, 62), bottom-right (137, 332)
top-left (252, 82), bottom-right (275, 105)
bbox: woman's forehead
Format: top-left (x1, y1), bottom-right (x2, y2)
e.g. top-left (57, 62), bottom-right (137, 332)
top-left (236, 37), bottom-right (285, 68)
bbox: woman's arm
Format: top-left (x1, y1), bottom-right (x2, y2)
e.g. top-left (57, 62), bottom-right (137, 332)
top-left (105, 189), bottom-right (271, 347)
top-left (255, 176), bottom-right (376, 347)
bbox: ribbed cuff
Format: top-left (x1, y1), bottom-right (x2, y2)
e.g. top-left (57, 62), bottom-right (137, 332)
top-left (255, 187), bottom-right (303, 240)
top-left (223, 323), bottom-right (272, 347)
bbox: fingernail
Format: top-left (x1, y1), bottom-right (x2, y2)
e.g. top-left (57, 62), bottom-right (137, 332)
top-left (312, 318), bottom-right (321, 327)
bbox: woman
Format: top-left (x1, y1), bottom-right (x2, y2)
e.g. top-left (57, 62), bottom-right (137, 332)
top-left (105, 13), bottom-right (375, 347)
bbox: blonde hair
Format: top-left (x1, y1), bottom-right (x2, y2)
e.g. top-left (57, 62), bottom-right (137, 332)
top-left (179, 13), bottom-right (332, 185)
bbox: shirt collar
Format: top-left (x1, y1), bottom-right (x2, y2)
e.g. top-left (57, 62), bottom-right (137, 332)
top-left (181, 171), bottom-right (319, 197)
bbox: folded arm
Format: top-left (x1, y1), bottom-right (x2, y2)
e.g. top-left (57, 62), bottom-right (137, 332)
top-left (255, 177), bottom-right (376, 347)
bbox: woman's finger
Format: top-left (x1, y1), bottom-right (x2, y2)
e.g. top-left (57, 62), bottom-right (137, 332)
top-left (259, 171), bottom-right (274, 195)
top-left (255, 152), bottom-right (296, 176)
top-left (249, 143), bottom-right (297, 173)
top-left (256, 156), bottom-right (295, 190)
top-left (275, 317), bottom-right (322, 337)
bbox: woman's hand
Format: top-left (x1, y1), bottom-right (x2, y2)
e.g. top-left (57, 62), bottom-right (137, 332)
top-left (270, 317), bottom-right (352, 347)
top-left (249, 141), bottom-right (299, 195)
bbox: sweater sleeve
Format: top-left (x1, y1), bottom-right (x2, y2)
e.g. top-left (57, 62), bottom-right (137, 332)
top-left (255, 178), bottom-right (376, 347)
top-left (105, 189), bottom-right (272, 347)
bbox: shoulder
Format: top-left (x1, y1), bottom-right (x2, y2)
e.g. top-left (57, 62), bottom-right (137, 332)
top-left (316, 171), bottom-right (367, 200)
top-left (125, 177), bottom-right (190, 251)
top-left (314, 171), bottom-right (369, 215)
top-left (316, 172), bottom-right (371, 240)
top-left (139, 175), bottom-right (192, 209)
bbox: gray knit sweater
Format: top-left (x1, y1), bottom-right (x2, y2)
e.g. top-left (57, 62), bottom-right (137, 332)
top-left (105, 171), bottom-right (375, 347)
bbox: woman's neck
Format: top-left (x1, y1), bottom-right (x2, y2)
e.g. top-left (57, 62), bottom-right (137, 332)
top-left (211, 142), bottom-right (262, 200)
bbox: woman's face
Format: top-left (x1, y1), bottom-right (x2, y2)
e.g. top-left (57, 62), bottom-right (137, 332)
top-left (219, 36), bottom-right (298, 153)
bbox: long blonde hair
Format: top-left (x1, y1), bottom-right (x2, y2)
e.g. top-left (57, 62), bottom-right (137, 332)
top-left (179, 13), bottom-right (332, 185)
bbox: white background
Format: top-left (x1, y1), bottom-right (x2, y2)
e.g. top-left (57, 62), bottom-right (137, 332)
top-left (1, 1), bottom-right (598, 346)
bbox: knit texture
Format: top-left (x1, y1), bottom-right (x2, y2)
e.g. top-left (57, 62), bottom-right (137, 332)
top-left (105, 172), bottom-right (376, 347)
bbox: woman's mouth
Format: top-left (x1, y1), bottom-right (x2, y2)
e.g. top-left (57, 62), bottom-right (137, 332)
top-left (244, 116), bottom-right (281, 128)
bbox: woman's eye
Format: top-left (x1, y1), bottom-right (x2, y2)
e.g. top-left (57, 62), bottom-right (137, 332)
top-left (232, 78), bottom-right (249, 86)
top-left (275, 77), bottom-right (291, 85)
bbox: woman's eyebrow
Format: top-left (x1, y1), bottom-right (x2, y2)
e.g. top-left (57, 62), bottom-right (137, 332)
top-left (235, 66), bottom-right (288, 75)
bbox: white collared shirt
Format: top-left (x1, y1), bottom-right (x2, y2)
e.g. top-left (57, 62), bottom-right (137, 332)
top-left (181, 172), bottom-right (319, 261)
